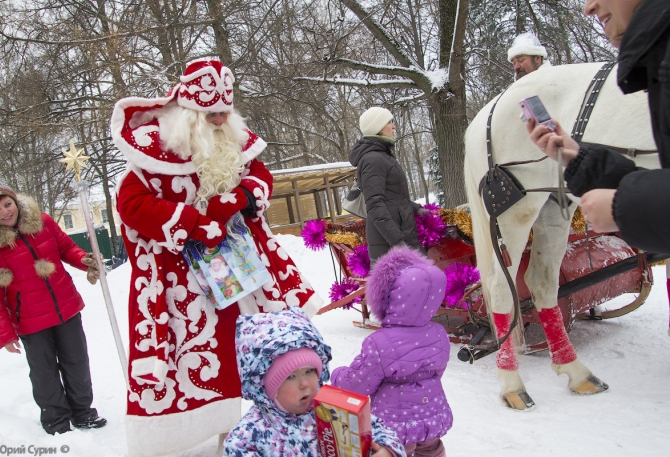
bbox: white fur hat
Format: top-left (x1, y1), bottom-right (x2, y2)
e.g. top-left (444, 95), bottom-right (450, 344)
top-left (508, 32), bottom-right (547, 62)
top-left (359, 107), bottom-right (393, 136)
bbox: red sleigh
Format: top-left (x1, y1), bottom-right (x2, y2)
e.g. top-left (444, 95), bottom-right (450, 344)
top-left (315, 217), bottom-right (663, 359)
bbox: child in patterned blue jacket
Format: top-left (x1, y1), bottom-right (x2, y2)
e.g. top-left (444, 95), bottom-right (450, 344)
top-left (224, 307), bottom-right (406, 457)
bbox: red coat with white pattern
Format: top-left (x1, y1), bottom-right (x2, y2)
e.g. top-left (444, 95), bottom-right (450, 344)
top-left (112, 96), bottom-right (322, 457)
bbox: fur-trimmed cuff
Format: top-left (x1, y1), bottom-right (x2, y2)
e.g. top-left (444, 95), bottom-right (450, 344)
top-left (240, 176), bottom-right (271, 216)
top-left (0, 268), bottom-right (13, 287)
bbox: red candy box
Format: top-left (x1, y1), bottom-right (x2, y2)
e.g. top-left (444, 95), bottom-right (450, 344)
top-left (314, 385), bottom-right (372, 457)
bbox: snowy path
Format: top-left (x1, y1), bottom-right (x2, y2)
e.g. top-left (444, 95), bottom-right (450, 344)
top-left (1, 234), bottom-right (668, 456)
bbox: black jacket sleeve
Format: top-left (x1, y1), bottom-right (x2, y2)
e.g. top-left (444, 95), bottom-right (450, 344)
top-left (613, 168), bottom-right (670, 255)
top-left (563, 143), bottom-right (638, 197)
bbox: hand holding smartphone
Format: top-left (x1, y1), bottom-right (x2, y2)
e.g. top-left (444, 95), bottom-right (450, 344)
top-left (519, 95), bottom-right (556, 131)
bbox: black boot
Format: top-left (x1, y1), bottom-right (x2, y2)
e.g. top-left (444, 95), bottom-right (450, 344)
top-left (72, 414), bottom-right (107, 429)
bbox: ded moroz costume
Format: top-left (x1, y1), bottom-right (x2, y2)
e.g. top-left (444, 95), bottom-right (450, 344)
top-left (111, 59), bottom-right (322, 457)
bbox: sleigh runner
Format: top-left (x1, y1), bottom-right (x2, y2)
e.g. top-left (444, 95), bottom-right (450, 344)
top-left (306, 209), bottom-right (661, 361)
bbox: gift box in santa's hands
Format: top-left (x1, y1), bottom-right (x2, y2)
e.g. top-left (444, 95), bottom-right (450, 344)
top-left (314, 385), bottom-right (372, 457)
top-left (183, 213), bottom-right (271, 309)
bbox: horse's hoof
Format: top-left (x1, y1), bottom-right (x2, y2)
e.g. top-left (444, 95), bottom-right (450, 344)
top-left (502, 391), bottom-right (535, 411)
top-left (571, 375), bottom-right (609, 395)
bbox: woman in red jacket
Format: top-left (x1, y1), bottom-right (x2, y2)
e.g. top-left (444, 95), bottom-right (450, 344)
top-left (0, 183), bottom-right (106, 435)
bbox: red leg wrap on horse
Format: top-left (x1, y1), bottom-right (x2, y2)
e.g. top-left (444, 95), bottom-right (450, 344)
top-left (538, 306), bottom-right (577, 365)
top-left (493, 312), bottom-right (518, 371)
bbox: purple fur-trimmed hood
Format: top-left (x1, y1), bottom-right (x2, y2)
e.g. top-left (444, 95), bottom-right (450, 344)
top-left (366, 246), bottom-right (446, 326)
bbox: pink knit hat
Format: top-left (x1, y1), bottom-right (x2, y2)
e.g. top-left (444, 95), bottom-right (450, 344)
top-left (263, 348), bottom-right (323, 401)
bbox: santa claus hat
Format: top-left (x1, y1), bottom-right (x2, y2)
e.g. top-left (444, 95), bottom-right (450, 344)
top-left (508, 32), bottom-right (548, 62)
top-left (110, 58), bottom-right (267, 175)
top-left (175, 59), bottom-right (235, 112)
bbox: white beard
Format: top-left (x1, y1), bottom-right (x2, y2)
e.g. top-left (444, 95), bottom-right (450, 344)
top-left (156, 103), bottom-right (248, 201)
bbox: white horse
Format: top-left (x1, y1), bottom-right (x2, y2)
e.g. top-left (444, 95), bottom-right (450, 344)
top-left (464, 62), bottom-right (657, 410)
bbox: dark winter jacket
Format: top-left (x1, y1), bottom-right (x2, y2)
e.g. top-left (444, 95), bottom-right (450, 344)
top-left (564, 0), bottom-right (670, 254)
top-left (331, 247), bottom-right (452, 445)
top-left (0, 195), bottom-right (88, 347)
top-left (223, 307), bottom-right (406, 457)
top-left (349, 136), bottom-right (423, 261)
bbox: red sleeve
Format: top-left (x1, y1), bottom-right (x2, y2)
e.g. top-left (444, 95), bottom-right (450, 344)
top-left (43, 214), bottom-right (87, 271)
top-left (117, 169), bottom-right (225, 251)
top-left (0, 287), bottom-right (17, 347)
top-left (239, 159), bottom-right (273, 216)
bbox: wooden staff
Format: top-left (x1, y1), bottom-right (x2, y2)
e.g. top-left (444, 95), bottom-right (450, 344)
top-left (61, 140), bottom-right (128, 384)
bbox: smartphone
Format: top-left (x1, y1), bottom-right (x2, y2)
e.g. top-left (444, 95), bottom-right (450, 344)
top-left (519, 95), bottom-right (556, 131)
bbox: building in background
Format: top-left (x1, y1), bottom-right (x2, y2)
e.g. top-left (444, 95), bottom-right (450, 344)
top-left (56, 199), bottom-right (120, 235)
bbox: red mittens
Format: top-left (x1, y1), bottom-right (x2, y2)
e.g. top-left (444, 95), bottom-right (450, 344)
top-left (189, 215), bottom-right (227, 248)
top-left (206, 187), bottom-right (249, 225)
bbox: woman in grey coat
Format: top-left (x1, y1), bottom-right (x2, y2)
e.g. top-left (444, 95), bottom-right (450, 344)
top-left (349, 107), bottom-right (426, 262)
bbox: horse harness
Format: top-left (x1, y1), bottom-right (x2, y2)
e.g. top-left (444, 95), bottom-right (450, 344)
top-left (464, 61), bottom-right (657, 362)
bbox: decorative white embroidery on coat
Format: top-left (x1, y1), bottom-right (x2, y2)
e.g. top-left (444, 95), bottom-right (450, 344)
top-left (166, 270), bottom-right (222, 403)
top-left (200, 221), bottom-right (223, 239)
top-left (133, 124), bottom-right (160, 147)
top-left (175, 352), bottom-right (222, 401)
top-left (283, 282), bottom-right (313, 307)
top-left (218, 192), bottom-right (237, 204)
top-left (172, 176), bottom-right (197, 206)
top-left (150, 178), bottom-right (163, 199)
top-left (159, 203), bottom-right (188, 253)
top-left (133, 377), bottom-right (177, 415)
top-left (278, 265), bottom-right (299, 281)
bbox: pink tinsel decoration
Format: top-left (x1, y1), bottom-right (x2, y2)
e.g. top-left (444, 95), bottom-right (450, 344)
top-left (415, 209), bottom-right (447, 249)
top-left (301, 219), bottom-right (327, 250)
top-left (346, 244), bottom-right (371, 278)
top-left (443, 262), bottom-right (480, 308)
top-left (423, 203), bottom-right (440, 211)
top-left (328, 278), bottom-right (361, 310)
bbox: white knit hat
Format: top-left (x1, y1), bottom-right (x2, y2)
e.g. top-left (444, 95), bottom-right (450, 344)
top-left (508, 32), bottom-right (548, 62)
top-left (359, 107), bottom-right (393, 136)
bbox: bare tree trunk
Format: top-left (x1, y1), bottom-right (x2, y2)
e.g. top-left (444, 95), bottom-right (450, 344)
top-left (204, 0), bottom-right (244, 112)
top-left (407, 111), bottom-right (430, 203)
top-left (435, 0), bottom-right (469, 206)
top-left (515, 0), bottom-right (525, 34)
top-left (146, 0), bottom-right (177, 73)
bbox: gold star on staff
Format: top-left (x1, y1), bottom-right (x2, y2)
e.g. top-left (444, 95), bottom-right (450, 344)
top-left (60, 139), bottom-right (89, 181)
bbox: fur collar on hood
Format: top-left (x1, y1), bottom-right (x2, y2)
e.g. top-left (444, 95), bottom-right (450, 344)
top-left (366, 246), bottom-right (446, 325)
top-left (0, 194), bottom-right (43, 250)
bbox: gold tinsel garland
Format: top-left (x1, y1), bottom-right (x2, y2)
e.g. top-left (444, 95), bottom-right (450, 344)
top-left (320, 204), bottom-right (592, 248)
top-left (571, 206), bottom-right (586, 235)
top-left (324, 219), bottom-right (367, 247)
top-left (325, 232), bottom-right (364, 247)
top-left (440, 208), bottom-right (473, 240)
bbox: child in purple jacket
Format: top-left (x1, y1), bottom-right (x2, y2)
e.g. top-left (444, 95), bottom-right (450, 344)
top-left (331, 246), bottom-right (452, 457)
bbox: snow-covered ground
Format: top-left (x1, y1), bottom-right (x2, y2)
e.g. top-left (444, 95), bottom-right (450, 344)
top-left (1, 233), bottom-right (668, 456)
